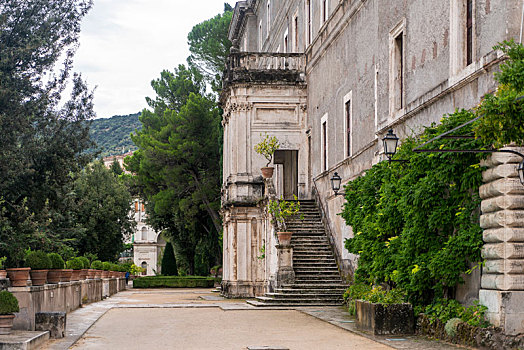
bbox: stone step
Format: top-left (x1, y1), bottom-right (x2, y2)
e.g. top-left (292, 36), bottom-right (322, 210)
top-left (246, 299), bottom-right (342, 307)
top-left (265, 292), bottom-right (343, 299)
top-left (281, 283), bottom-right (348, 289)
top-left (253, 296), bottom-right (343, 305)
top-left (293, 261), bottom-right (337, 267)
top-left (274, 288), bottom-right (347, 294)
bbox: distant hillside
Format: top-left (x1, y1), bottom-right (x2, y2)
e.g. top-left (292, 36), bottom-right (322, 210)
top-left (89, 113), bottom-right (142, 157)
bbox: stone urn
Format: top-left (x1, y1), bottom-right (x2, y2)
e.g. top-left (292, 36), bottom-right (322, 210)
top-left (0, 314), bottom-right (15, 335)
top-left (6, 268), bottom-right (31, 287)
top-left (0, 270), bottom-right (6, 279)
top-left (277, 232), bottom-right (293, 246)
top-left (29, 269), bottom-right (48, 286)
top-left (47, 269), bottom-right (61, 284)
top-left (261, 167), bottom-right (274, 178)
top-left (70, 269), bottom-right (81, 281)
top-left (60, 269), bottom-right (73, 282)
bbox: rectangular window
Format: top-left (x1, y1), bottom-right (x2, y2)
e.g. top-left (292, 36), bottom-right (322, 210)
top-left (306, 0), bottom-right (312, 45)
top-left (321, 114), bottom-right (328, 172)
top-left (293, 14), bottom-right (299, 52)
top-left (345, 101), bottom-right (351, 157)
top-left (284, 28), bottom-right (289, 53)
top-left (259, 21), bottom-right (263, 50)
top-left (394, 33), bottom-right (403, 110)
top-left (134, 201), bottom-right (139, 212)
top-left (267, 0), bottom-right (271, 37)
top-left (322, 0), bottom-right (328, 24)
top-left (466, 0), bottom-right (473, 66)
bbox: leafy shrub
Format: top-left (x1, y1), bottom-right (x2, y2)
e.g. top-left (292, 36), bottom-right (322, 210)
top-left (445, 318), bottom-right (462, 337)
top-left (78, 256), bottom-right (90, 269)
top-left (133, 276), bottom-right (215, 288)
top-left (91, 260), bottom-right (103, 270)
top-left (0, 291), bottom-right (19, 314)
top-left (25, 251), bottom-right (52, 269)
top-left (161, 242), bottom-right (178, 276)
top-left (66, 258), bottom-right (84, 270)
top-left (422, 299), bottom-right (490, 328)
top-left (0, 257), bottom-right (6, 269)
top-left (343, 283), bottom-right (405, 315)
top-left (254, 133), bottom-right (279, 166)
top-left (47, 253), bottom-right (65, 269)
top-left (102, 262), bottom-right (112, 271)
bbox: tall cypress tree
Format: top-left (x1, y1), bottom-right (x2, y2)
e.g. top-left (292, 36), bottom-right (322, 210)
top-left (161, 242), bottom-right (178, 276)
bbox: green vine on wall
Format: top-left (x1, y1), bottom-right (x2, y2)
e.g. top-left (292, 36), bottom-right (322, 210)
top-left (342, 41), bottom-right (524, 307)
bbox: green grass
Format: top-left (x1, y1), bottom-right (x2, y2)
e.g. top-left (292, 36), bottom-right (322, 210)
top-left (132, 276), bottom-right (218, 288)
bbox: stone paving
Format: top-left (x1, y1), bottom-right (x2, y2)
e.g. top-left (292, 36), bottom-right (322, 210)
top-left (41, 288), bottom-right (466, 350)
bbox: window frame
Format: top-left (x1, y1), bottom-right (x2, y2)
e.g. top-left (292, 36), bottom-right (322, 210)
top-left (321, 113), bottom-right (328, 172)
top-left (343, 92), bottom-right (353, 158)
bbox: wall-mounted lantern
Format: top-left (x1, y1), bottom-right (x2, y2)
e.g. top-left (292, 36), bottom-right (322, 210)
top-left (330, 172), bottom-right (342, 196)
top-left (382, 129), bottom-right (399, 161)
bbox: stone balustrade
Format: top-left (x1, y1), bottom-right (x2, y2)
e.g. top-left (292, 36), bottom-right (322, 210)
top-left (1, 277), bottom-right (126, 332)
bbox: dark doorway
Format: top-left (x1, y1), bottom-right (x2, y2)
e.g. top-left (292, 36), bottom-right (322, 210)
top-left (274, 150), bottom-right (298, 200)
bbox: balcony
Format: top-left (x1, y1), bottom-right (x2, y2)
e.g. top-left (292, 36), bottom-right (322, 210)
top-left (223, 52), bottom-right (306, 87)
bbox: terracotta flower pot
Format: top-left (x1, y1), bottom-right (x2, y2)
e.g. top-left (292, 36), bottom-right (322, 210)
top-left (101, 270), bottom-right (110, 279)
top-left (111, 271), bottom-right (119, 278)
top-left (0, 270), bottom-right (6, 279)
top-left (95, 270), bottom-right (103, 279)
top-left (277, 231), bottom-right (293, 246)
top-left (47, 270), bottom-right (61, 284)
top-left (0, 314), bottom-right (15, 335)
top-left (70, 269), bottom-right (81, 281)
top-left (60, 269), bottom-right (73, 282)
top-left (29, 269), bottom-right (48, 286)
top-left (87, 269), bottom-right (96, 279)
top-left (79, 269), bottom-right (88, 280)
top-left (6, 268), bottom-right (31, 287)
top-left (261, 167), bottom-right (274, 178)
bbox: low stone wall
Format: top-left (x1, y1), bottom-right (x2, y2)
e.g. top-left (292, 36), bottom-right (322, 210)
top-left (416, 314), bottom-right (524, 350)
top-left (6, 278), bottom-right (125, 331)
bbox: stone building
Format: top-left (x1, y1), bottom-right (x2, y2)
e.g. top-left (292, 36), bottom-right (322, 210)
top-left (221, 0), bottom-right (524, 333)
top-left (103, 154), bottom-right (165, 275)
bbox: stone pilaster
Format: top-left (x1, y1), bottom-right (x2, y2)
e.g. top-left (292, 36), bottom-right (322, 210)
top-left (276, 245), bottom-right (295, 287)
top-left (479, 147), bottom-right (524, 335)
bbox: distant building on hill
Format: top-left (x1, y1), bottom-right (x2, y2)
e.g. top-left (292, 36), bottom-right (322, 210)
top-left (103, 153), bottom-right (165, 276)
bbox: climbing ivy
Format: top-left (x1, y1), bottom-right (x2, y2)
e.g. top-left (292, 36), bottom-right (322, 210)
top-left (342, 111), bottom-right (486, 306)
top-left (342, 41), bottom-right (524, 306)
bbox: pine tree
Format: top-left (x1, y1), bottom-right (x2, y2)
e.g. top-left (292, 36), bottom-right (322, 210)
top-left (161, 242), bottom-right (178, 276)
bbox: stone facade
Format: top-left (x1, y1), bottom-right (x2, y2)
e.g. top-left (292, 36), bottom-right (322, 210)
top-left (222, 0), bottom-right (524, 333)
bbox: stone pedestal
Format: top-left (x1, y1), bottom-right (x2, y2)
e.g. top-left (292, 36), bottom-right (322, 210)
top-left (479, 148), bottom-right (524, 335)
top-left (276, 245), bottom-right (294, 287)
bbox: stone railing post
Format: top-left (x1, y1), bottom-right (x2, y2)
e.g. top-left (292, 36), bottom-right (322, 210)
top-left (276, 244), bottom-right (294, 287)
top-left (479, 146), bottom-right (524, 335)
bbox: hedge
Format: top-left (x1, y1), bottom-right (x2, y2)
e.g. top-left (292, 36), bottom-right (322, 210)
top-left (133, 276), bottom-right (217, 288)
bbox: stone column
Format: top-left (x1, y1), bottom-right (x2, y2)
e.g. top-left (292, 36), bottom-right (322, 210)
top-left (276, 244), bottom-right (295, 287)
top-left (479, 147), bottom-right (524, 335)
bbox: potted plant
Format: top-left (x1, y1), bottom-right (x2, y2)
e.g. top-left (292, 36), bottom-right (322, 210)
top-left (91, 260), bottom-right (103, 279)
top-left (254, 133), bottom-right (279, 178)
top-left (47, 253), bottom-right (65, 284)
top-left (6, 262), bottom-right (31, 287)
top-left (66, 258), bottom-right (84, 281)
top-left (78, 256), bottom-right (90, 280)
top-left (0, 257), bottom-right (6, 279)
top-left (268, 195), bottom-right (302, 245)
top-left (25, 250), bottom-right (51, 286)
top-left (101, 262), bottom-right (111, 278)
top-left (0, 291), bottom-right (19, 335)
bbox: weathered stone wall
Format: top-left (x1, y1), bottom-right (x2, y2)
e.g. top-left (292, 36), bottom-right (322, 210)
top-left (479, 148), bottom-right (524, 335)
top-left (9, 278), bottom-right (124, 331)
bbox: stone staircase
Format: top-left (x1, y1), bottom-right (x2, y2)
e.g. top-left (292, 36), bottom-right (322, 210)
top-left (248, 199), bottom-right (347, 306)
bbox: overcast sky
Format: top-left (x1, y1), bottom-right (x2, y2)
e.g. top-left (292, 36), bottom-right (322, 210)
top-left (73, 0), bottom-right (229, 118)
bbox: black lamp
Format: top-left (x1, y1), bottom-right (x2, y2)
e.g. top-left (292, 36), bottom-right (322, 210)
top-left (518, 159), bottom-right (524, 186)
top-left (382, 129), bottom-right (399, 160)
top-left (331, 172), bottom-right (342, 196)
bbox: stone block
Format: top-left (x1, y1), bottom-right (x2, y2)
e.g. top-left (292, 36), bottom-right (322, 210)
top-left (482, 164), bottom-right (519, 183)
top-left (481, 243), bottom-right (504, 259)
top-left (480, 289), bottom-right (524, 335)
top-left (480, 178), bottom-right (524, 200)
top-left (483, 260), bottom-right (504, 274)
top-left (35, 312), bottom-right (65, 339)
top-left (355, 300), bottom-right (414, 335)
top-left (481, 195), bottom-right (524, 213)
top-left (480, 274), bottom-right (504, 290)
top-left (483, 227), bottom-right (524, 243)
top-left (480, 210), bottom-right (524, 229)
